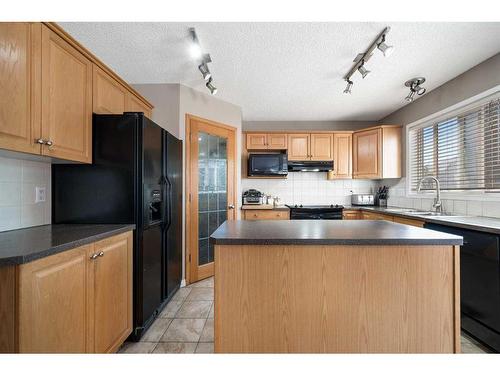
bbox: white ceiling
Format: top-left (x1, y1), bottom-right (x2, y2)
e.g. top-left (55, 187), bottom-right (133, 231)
top-left (60, 22), bottom-right (500, 121)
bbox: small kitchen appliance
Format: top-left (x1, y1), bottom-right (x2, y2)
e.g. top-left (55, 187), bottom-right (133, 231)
top-left (351, 194), bottom-right (375, 206)
top-left (242, 189), bottom-right (265, 205)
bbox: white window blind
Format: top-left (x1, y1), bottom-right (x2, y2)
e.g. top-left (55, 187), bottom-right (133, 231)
top-left (409, 96), bottom-right (500, 192)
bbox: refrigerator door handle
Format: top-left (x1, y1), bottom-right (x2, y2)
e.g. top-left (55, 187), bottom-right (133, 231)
top-left (165, 175), bottom-right (172, 231)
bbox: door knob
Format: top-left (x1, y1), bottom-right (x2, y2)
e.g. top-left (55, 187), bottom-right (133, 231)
top-left (228, 205), bottom-right (235, 209)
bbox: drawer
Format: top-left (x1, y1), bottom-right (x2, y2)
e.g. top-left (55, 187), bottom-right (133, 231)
top-left (244, 210), bottom-right (290, 220)
top-left (343, 210), bottom-right (360, 220)
top-left (361, 211), bottom-right (393, 221)
top-left (392, 216), bottom-right (425, 227)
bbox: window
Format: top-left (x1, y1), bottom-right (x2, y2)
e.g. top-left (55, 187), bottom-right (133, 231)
top-left (409, 95), bottom-right (500, 192)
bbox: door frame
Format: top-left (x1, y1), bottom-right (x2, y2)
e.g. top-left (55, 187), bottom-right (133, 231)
top-left (185, 114), bottom-right (238, 285)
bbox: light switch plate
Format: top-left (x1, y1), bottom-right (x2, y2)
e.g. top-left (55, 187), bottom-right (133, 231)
top-left (35, 186), bottom-right (46, 203)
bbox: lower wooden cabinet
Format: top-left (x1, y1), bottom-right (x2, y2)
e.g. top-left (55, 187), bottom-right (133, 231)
top-left (243, 209), bottom-right (290, 220)
top-left (392, 216), bottom-right (425, 227)
top-left (361, 211), bottom-right (394, 221)
top-left (0, 231), bottom-right (132, 353)
top-left (342, 210), bottom-right (360, 220)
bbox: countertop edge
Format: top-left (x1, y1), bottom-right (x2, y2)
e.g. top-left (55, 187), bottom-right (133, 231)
top-left (0, 224), bottom-right (135, 266)
top-left (210, 238), bottom-right (463, 246)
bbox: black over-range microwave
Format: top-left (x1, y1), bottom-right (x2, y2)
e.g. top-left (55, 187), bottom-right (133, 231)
top-left (247, 153), bottom-right (288, 176)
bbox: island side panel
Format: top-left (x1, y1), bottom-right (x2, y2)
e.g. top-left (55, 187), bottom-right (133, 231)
top-left (453, 245), bottom-right (461, 354)
top-left (214, 244), bottom-right (459, 353)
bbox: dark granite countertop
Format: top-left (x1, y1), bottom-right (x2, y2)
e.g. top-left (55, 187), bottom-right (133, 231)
top-left (210, 220), bottom-right (463, 246)
top-left (344, 206), bottom-right (500, 235)
top-left (0, 224), bottom-right (135, 266)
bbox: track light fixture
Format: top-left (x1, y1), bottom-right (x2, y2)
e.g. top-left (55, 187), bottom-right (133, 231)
top-left (343, 79), bottom-right (353, 94)
top-left (357, 61), bottom-right (370, 79)
top-left (206, 77), bottom-right (218, 95)
top-left (342, 26), bottom-right (393, 94)
top-left (189, 28), bottom-right (218, 95)
top-left (404, 77), bottom-right (426, 102)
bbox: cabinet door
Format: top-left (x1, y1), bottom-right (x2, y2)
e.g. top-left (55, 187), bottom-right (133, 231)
top-left (267, 134), bottom-right (287, 150)
top-left (125, 93), bottom-right (152, 118)
top-left (287, 134), bottom-right (310, 160)
top-left (40, 25), bottom-right (92, 163)
top-left (93, 65), bottom-right (126, 114)
top-left (246, 133), bottom-right (268, 150)
top-left (0, 23), bottom-right (41, 155)
top-left (353, 128), bottom-right (381, 178)
top-left (88, 232), bottom-right (132, 353)
top-left (310, 133), bottom-right (333, 161)
top-left (362, 211), bottom-right (393, 221)
top-left (342, 210), bottom-right (360, 220)
top-left (18, 245), bottom-right (91, 353)
top-left (333, 133), bottom-right (352, 178)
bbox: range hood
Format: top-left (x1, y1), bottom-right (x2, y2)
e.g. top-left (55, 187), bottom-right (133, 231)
top-left (288, 160), bottom-right (334, 172)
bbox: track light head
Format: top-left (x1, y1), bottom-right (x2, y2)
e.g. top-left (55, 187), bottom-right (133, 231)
top-left (377, 34), bottom-right (394, 57)
top-left (405, 91), bottom-right (415, 102)
top-left (357, 62), bottom-right (370, 79)
top-left (189, 27), bottom-right (202, 59)
top-left (206, 78), bottom-right (217, 95)
top-left (198, 63), bottom-right (211, 81)
top-left (404, 77), bottom-right (426, 103)
top-left (343, 79), bottom-right (353, 94)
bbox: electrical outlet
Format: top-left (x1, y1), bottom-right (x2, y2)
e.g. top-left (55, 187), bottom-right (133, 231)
top-left (35, 186), bottom-right (46, 203)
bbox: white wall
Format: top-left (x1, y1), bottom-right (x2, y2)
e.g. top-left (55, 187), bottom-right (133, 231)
top-left (242, 173), bottom-right (378, 206)
top-left (0, 156), bottom-right (51, 231)
top-left (133, 83), bottom-right (243, 284)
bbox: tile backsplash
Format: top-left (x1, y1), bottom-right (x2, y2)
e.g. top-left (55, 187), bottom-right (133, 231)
top-left (241, 172), bottom-right (378, 206)
top-left (0, 156), bottom-right (51, 231)
top-left (382, 177), bottom-right (500, 218)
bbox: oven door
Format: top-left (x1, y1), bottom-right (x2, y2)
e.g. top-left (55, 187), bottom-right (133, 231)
top-left (248, 154), bottom-right (287, 176)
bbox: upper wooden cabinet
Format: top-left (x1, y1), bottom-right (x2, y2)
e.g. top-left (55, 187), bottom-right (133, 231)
top-left (352, 126), bottom-right (401, 179)
top-left (310, 133), bottom-right (333, 161)
top-left (246, 133), bottom-right (287, 150)
top-left (125, 93), bottom-right (152, 119)
top-left (40, 25), bottom-right (92, 163)
top-left (0, 22), bottom-right (153, 162)
top-left (0, 23), bottom-right (40, 155)
top-left (287, 134), bottom-right (310, 160)
top-left (330, 133), bottom-right (352, 179)
top-left (93, 65), bottom-right (127, 114)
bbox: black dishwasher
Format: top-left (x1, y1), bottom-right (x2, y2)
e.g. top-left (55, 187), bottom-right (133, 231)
top-left (424, 223), bottom-right (500, 352)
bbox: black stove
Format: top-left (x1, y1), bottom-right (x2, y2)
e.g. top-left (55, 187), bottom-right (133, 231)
top-left (285, 204), bottom-right (344, 220)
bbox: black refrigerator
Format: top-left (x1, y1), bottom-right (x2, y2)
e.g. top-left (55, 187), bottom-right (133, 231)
top-left (52, 113), bottom-right (183, 340)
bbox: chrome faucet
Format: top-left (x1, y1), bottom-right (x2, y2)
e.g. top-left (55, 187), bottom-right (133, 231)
top-left (417, 176), bottom-right (442, 213)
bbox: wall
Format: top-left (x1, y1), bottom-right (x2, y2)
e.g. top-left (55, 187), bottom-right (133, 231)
top-left (0, 155), bottom-right (51, 231)
top-left (133, 83), bottom-right (243, 284)
top-left (242, 174), bottom-right (378, 206)
top-left (379, 53), bottom-right (500, 217)
top-left (243, 120), bottom-right (373, 132)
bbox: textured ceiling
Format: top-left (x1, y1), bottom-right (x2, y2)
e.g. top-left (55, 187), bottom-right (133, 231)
top-left (60, 22), bottom-right (500, 121)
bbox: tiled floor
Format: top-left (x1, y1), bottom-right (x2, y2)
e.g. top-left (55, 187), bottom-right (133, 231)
top-left (119, 275), bottom-right (489, 354)
top-left (119, 276), bottom-right (214, 354)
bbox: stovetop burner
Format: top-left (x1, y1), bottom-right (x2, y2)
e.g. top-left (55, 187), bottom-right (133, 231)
top-left (286, 204), bottom-right (344, 209)
top-left (285, 204), bottom-right (344, 220)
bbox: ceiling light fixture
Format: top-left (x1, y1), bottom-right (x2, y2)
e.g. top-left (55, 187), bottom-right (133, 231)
top-left (189, 28), bottom-right (202, 59)
top-left (206, 78), bottom-right (218, 95)
top-left (342, 26), bottom-right (393, 94)
top-left (404, 77), bottom-right (426, 102)
top-left (198, 62), bottom-right (211, 81)
top-left (357, 61), bottom-right (370, 79)
top-left (343, 79), bottom-right (353, 94)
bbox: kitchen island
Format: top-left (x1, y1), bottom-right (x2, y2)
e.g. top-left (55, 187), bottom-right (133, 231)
top-left (210, 220), bottom-right (463, 353)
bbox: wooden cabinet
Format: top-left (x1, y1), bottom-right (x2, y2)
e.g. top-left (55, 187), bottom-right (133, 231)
top-left (243, 209), bottom-right (290, 220)
top-left (361, 211), bottom-right (394, 221)
top-left (87, 232), bottom-right (132, 353)
top-left (287, 134), bottom-right (310, 160)
top-left (342, 210), bottom-right (360, 220)
top-left (93, 65), bottom-right (127, 114)
top-left (0, 23), bottom-right (41, 155)
top-left (17, 245), bottom-right (90, 353)
top-left (393, 216), bottom-right (425, 227)
top-left (329, 133), bottom-right (352, 179)
top-left (125, 92), bottom-right (152, 119)
top-left (310, 133), bottom-right (333, 160)
top-left (246, 133), bottom-right (287, 150)
top-left (0, 231), bottom-right (133, 353)
top-left (353, 125), bottom-right (401, 179)
top-left (0, 22), bottom-right (154, 162)
top-left (40, 25), bottom-right (92, 163)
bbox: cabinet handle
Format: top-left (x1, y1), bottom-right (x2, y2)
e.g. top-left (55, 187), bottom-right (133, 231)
top-left (98, 251), bottom-right (104, 257)
top-left (90, 253), bottom-right (98, 260)
top-left (45, 140), bottom-right (54, 147)
top-left (35, 138), bottom-right (45, 145)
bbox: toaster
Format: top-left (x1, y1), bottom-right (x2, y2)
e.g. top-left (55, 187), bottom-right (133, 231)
top-left (242, 189), bottom-right (264, 205)
top-left (351, 194), bottom-right (374, 206)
